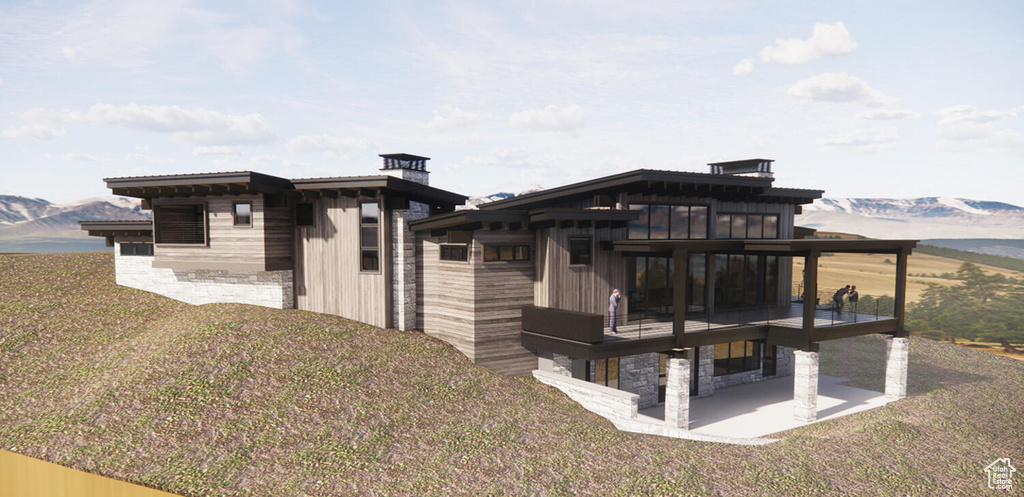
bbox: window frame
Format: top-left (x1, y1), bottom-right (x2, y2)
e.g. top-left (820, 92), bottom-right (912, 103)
top-left (483, 244), bottom-right (532, 262)
top-left (629, 203), bottom-right (710, 240)
top-left (359, 201), bottom-right (381, 273)
top-left (713, 340), bottom-right (762, 376)
top-left (568, 236), bottom-right (592, 266)
top-left (715, 213), bottom-right (780, 240)
top-left (439, 243), bottom-right (470, 262)
top-left (153, 203), bottom-right (207, 246)
top-left (119, 242), bottom-right (154, 256)
top-left (232, 201), bottom-right (253, 227)
top-left (296, 202), bottom-right (315, 227)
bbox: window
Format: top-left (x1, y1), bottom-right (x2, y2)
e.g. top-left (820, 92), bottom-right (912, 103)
top-left (714, 254), bottom-right (779, 307)
top-left (630, 204), bottom-right (708, 240)
top-left (715, 214), bottom-right (779, 239)
top-left (154, 204), bottom-right (206, 244)
top-left (296, 203), bottom-right (315, 227)
top-left (714, 340), bottom-right (761, 376)
top-left (483, 245), bottom-right (531, 262)
top-left (569, 236), bottom-right (591, 265)
top-left (119, 242), bottom-right (153, 256)
top-left (233, 202), bottom-right (252, 227)
top-left (360, 202), bottom-right (379, 271)
top-left (440, 244), bottom-right (469, 261)
top-left (586, 357), bottom-right (619, 388)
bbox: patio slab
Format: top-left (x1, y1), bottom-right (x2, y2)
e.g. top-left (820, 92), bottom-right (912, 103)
top-left (638, 374), bottom-right (894, 439)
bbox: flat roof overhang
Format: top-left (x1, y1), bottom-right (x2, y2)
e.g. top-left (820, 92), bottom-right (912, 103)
top-left (611, 238), bottom-right (918, 255)
top-left (106, 171), bottom-right (293, 198)
top-left (409, 209), bottom-right (530, 235)
top-left (79, 220), bottom-right (153, 240)
top-left (290, 175), bottom-right (467, 211)
top-left (478, 169), bottom-right (823, 211)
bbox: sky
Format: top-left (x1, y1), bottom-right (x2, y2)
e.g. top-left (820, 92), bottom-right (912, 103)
top-left (1, 0), bottom-right (1022, 205)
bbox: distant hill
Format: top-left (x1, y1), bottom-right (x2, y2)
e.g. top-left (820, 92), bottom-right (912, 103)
top-left (0, 195), bottom-right (149, 252)
top-left (797, 197), bottom-right (1024, 239)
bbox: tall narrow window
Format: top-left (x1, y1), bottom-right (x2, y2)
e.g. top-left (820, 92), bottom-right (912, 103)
top-left (569, 236), bottom-right (592, 265)
top-left (648, 205), bottom-right (670, 240)
top-left (360, 202), bottom-right (379, 271)
top-left (233, 202), bottom-right (252, 227)
top-left (670, 205), bottom-right (689, 239)
top-left (690, 206), bottom-right (708, 239)
top-left (628, 204), bottom-right (649, 239)
top-left (716, 214), bottom-right (731, 239)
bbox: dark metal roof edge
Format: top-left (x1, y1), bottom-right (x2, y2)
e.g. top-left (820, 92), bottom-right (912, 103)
top-left (104, 171), bottom-right (292, 189)
top-left (408, 209), bottom-right (529, 231)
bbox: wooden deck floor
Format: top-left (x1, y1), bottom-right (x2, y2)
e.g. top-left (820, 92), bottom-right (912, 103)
top-left (606, 304), bottom-right (894, 341)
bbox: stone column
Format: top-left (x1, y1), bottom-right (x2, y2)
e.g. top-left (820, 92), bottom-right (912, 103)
top-left (552, 353), bottom-right (572, 377)
top-left (697, 345), bottom-right (715, 398)
top-left (665, 354), bottom-right (691, 429)
top-left (885, 337), bottom-right (909, 399)
top-left (390, 201), bottom-right (429, 331)
top-left (618, 353), bottom-right (659, 409)
top-left (793, 349), bottom-right (819, 422)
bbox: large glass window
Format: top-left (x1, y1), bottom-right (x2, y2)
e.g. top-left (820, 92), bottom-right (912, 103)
top-left (714, 340), bottom-right (761, 376)
top-left (715, 213), bottom-right (780, 240)
top-left (360, 202), bottom-right (379, 271)
top-left (714, 254), bottom-right (780, 307)
top-left (569, 237), bottom-right (591, 265)
top-left (586, 358), bottom-right (619, 388)
top-left (154, 204), bottom-right (206, 244)
top-left (629, 204), bottom-right (708, 240)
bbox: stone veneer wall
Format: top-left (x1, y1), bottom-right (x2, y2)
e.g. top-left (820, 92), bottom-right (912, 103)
top-left (114, 246), bottom-right (293, 308)
top-left (390, 201), bottom-right (430, 331)
top-left (617, 353), bottom-right (659, 409)
top-left (697, 345), bottom-right (715, 398)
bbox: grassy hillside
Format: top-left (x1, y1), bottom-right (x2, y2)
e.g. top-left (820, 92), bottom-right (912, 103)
top-left (2, 253), bottom-right (1023, 496)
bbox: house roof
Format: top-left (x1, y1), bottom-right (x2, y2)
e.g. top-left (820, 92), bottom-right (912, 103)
top-left (103, 171), bottom-right (467, 209)
top-left (78, 220), bottom-right (153, 238)
top-left (477, 169), bottom-right (821, 211)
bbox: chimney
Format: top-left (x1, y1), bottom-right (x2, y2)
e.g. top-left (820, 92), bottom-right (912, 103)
top-left (708, 158), bottom-right (774, 179)
top-left (379, 153), bottom-right (430, 185)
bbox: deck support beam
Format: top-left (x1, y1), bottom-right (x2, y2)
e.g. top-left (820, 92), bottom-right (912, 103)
top-left (793, 349), bottom-right (819, 422)
top-left (665, 351), bottom-right (691, 429)
top-left (894, 248), bottom-right (909, 337)
top-left (885, 336), bottom-right (909, 399)
top-left (801, 249), bottom-right (820, 350)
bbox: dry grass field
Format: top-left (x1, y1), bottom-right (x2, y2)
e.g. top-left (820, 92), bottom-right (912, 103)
top-left (794, 252), bottom-right (1023, 303)
top-left (2, 252), bottom-right (1023, 496)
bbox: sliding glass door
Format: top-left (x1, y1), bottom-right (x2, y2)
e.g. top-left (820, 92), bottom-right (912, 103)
top-left (628, 253), bottom-right (707, 320)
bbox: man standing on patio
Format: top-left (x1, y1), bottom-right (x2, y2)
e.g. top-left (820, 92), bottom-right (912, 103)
top-left (833, 285), bottom-right (850, 314)
top-left (609, 289), bottom-right (621, 334)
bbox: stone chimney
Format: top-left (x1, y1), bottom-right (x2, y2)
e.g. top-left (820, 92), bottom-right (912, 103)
top-left (708, 159), bottom-right (774, 179)
top-left (380, 153), bottom-right (429, 185)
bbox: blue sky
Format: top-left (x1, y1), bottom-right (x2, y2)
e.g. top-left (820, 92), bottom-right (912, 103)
top-left (1, 0), bottom-right (1022, 204)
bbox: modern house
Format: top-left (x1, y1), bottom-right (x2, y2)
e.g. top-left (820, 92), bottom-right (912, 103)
top-left (82, 154), bottom-right (915, 434)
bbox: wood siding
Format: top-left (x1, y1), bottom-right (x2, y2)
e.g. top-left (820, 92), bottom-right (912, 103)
top-left (294, 195), bottom-right (389, 328)
top-left (418, 230), bottom-right (537, 376)
top-left (152, 194), bottom-right (289, 271)
top-left (535, 226), bottom-right (630, 327)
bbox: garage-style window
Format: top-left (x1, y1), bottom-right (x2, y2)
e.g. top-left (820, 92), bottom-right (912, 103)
top-left (154, 204), bottom-right (206, 244)
top-left (440, 244), bottom-right (469, 262)
top-left (233, 202), bottom-right (252, 227)
top-left (360, 202), bottom-right (380, 271)
top-left (569, 236), bottom-right (591, 265)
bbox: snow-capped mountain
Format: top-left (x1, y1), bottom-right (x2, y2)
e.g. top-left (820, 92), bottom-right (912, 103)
top-left (464, 185), bottom-right (544, 209)
top-left (797, 197), bottom-right (1024, 239)
top-left (0, 195), bottom-right (150, 237)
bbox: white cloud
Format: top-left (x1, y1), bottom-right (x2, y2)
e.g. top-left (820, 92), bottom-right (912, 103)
top-left (285, 134), bottom-right (371, 158)
top-left (206, 154), bottom-right (279, 171)
top-left (787, 72), bottom-right (895, 106)
top-left (859, 109), bottom-right (920, 120)
top-left (125, 153), bottom-right (174, 164)
top-left (934, 104), bottom-right (1024, 150)
top-left (816, 129), bottom-right (899, 148)
top-left (2, 124), bottom-right (65, 140)
top-left (193, 145), bottom-right (241, 156)
top-left (0, 78), bottom-right (4, 85)
top-left (62, 152), bottom-right (111, 162)
top-left (426, 108), bottom-right (481, 131)
top-left (761, 22), bottom-right (857, 65)
top-left (17, 103), bottom-right (275, 145)
top-left (732, 59), bottom-right (754, 76)
top-left (509, 104), bottom-right (587, 132)
top-left (61, 46), bottom-right (77, 61)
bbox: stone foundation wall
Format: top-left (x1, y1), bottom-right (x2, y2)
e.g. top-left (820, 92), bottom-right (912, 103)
top-left (713, 369), bottom-right (764, 390)
top-left (391, 201), bottom-right (429, 331)
top-left (533, 370), bottom-right (638, 421)
top-left (617, 352), bottom-right (659, 409)
top-left (775, 345), bottom-right (795, 377)
top-left (114, 247), bottom-right (293, 309)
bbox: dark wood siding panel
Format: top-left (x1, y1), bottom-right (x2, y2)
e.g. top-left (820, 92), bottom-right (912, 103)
top-left (536, 226), bottom-right (629, 327)
top-left (294, 195), bottom-right (388, 327)
top-left (472, 231), bottom-right (536, 375)
top-left (262, 197), bottom-right (293, 270)
top-left (420, 235), bottom-right (477, 360)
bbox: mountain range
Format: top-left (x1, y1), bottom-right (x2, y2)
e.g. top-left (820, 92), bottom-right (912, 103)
top-left (0, 196), bottom-right (149, 252)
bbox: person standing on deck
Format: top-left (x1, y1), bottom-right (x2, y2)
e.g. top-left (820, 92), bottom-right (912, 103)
top-left (609, 289), bottom-right (621, 334)
top-left (833, 285), bottom-right (850, 314)
top-left (848, 285), bottom-right (859, 314)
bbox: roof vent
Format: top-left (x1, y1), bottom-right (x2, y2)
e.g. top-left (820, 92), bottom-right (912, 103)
top-left (708, 158), bottom-right (773, 179)
top-left (380, 153), bottom-right (430, 185)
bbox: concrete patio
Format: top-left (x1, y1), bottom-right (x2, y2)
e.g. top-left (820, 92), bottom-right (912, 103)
top-left (638, 374), bottom-right (895, 439)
